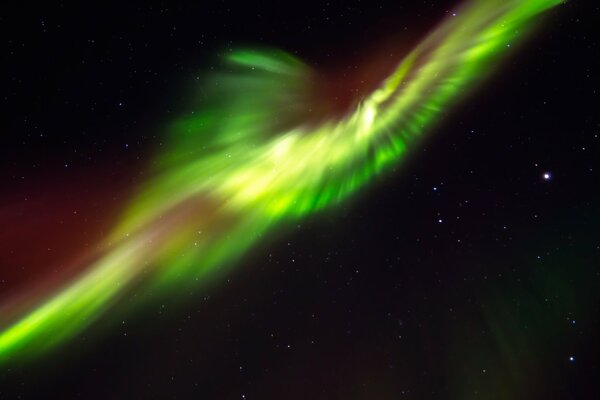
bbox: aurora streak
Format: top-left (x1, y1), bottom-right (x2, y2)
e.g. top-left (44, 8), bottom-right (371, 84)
top-left (0, 0), bottom-right (561, 362)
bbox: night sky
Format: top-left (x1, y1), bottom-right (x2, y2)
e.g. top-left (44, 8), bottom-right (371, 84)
top-left (1, 1), bottom-right (599, 399)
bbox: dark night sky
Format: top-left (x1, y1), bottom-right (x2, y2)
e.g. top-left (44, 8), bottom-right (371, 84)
top-left (1, 1), bottom-right (599, 399)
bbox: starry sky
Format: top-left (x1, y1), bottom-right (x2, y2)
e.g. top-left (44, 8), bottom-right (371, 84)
top-left (1, 1), bottom-right (599, 399)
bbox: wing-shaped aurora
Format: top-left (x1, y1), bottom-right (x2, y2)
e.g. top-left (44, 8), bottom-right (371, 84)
top-left (0, 0), bottom-right (562, 362)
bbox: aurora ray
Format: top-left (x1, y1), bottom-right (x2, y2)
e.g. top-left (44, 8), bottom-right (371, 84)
top-left (0, 0), bottom-right (561, 362)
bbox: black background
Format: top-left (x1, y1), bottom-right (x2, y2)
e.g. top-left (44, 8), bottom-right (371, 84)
top-left (1, 1), bottom-right (598, 399)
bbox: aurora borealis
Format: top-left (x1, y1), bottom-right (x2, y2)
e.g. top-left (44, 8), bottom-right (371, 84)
top-left (2, 0), bottom-right (599, 398)
top-left (0, 0), bottom-right (562, 362)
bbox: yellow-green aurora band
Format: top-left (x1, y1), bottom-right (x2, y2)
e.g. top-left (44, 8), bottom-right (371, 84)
top-left (0, 0), bottom-right (561, 362)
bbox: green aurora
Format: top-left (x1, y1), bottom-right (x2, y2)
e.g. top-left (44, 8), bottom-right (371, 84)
top-left (0, 0), bottom-right (562, 362)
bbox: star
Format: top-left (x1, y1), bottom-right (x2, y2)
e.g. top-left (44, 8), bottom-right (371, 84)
top-left (543, 172), bottom-right (552, 181)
